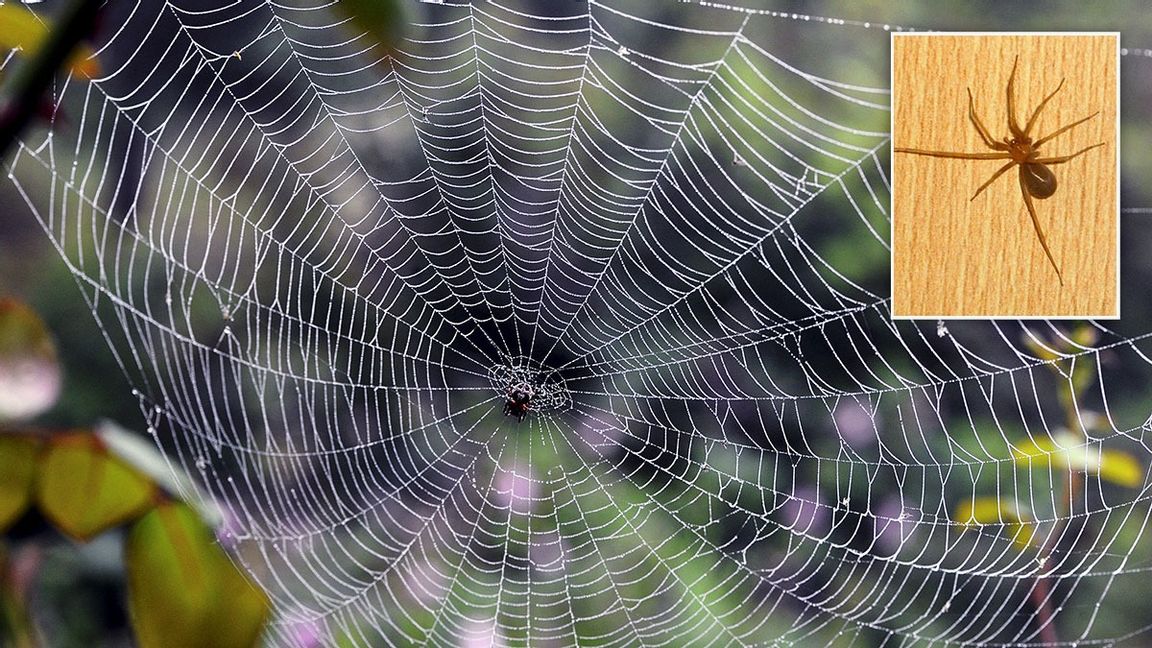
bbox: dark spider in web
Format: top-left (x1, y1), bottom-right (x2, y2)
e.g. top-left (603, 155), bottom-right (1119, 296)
top-left (894, 55), bottom-right (1106, 285)
top-left (503, 382), bottom-right (534, 422)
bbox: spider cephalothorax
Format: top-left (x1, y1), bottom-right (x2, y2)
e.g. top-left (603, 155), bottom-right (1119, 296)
top-left (503, 382), bottom-right (534, 422)
top-left (895, 55), bottom-right (1105, 285)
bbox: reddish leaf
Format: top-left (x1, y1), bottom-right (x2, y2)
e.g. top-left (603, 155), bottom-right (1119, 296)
top-left (0, 299), bottom-right (61, 422)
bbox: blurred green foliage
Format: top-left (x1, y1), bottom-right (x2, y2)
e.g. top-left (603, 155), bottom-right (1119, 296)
top-left (0, 299), bottom-right (270, 647)
top-left (0, 3), bottom-right (99, 80)
top-left (1, 0), bottom-right (1151, 646)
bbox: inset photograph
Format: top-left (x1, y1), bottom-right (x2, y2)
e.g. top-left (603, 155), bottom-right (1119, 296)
top-left (892, 33), bottom-right (1118, 318)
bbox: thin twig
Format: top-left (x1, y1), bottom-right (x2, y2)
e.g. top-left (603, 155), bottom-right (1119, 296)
top-left (0, 0), bottom-right (101, 164)
top-left (1030, 352), bottom-right (1091, 644)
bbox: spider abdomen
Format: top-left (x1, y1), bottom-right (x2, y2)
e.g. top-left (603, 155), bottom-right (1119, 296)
top-left (1021, 162), bottom-right (1057, 199)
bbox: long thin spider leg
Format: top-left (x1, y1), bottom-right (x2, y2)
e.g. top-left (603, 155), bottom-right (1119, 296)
top-left (1033, 142), bottom-right (1106, 165)
top-left (1019, 173), bottom-right (1064, 285)
top-left (1007, 55), bottom-right (1025, 139)
top-left (1034, 113), bottom-right (1100, 148)
top-left (1022, 77), bottom-right (1065, 138)
top-left (894, 148), bottom-right (1012, 160)
top-left (970, 161), bottom-right (1016, 201)
top-left (968, 89), bottom-right (1007, 150)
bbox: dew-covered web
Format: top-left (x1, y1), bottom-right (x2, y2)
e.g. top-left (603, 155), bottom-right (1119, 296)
top-left (6, 0), bottom-right (1152, 645)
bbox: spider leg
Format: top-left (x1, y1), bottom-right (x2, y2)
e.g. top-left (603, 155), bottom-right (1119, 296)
top-left (1034, 113), bottom-right (1100, 148)
top-left (970, 161), bottom-right (1016, 201)
top-left (1022, 77), bottom-right (1065, 138)
top-left (1018, 173), bottom-right (1064, 285)
top-left (1033, 142), bottom-right (1106, 165)
top-left (894, 148), bottom-right (1012, 160)
top-left (1007, 55), bottom-right (1026, 140)
top-left (968, 89), bottom-right (1007, 150)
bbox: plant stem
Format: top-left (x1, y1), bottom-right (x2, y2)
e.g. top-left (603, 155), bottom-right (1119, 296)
top-left (0, 543), bottom-right (37, 648)
top-left (1030, 355), bottom-right (1091, 643)
top-left (0, 0), bottom-right (101, 164)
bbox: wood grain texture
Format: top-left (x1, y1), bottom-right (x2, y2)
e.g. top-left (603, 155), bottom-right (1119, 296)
top-left (892, 34), bottom-right (1118, 318)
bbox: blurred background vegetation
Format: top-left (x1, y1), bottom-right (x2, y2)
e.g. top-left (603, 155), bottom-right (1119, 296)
top-left (2, 0), bottom-right (1152, 646)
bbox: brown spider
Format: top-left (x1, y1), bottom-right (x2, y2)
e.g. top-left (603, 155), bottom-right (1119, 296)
top-left (895, 55), bottom-right (1105, 285)
top-left (503, 382), bottom-right (533, 422)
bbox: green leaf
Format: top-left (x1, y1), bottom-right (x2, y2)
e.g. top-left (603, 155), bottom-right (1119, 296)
top-left (955, 496), bottom-right (1037, 550)
top-left (98, 420), bottom-right (224, 527)
top-left (1068, 356), bottom-right (1097, 397)
top-left (0, 298), bottom-right (61, 422)
top-left (1013, 432), bottom-right (1143, 488)
top-left (208, 545), bottom-right (271, 648)
top-left (0, 4), bottom-right (100, 78)
top-left (0, 434), bottom-right (39, 531)
top-left (126, 503), bottom-right (216, 648)
top-left (1070, 323), bottom-right (1100, 349)
top-left (126, 503), bottom-right (269, 648)
top-left (1022, 332), bottom-right (1060, 363)
top-left (36, 432), bottom-right (155, 540)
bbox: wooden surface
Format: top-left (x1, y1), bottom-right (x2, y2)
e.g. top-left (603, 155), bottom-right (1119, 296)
top-left (892, 34), bottom-right (1118, 318)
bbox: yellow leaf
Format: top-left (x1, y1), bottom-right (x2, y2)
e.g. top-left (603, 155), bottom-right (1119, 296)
top-left (0, 4), bottom-right (99, 79)
top-left (1013, 432), bottom-right (1144, 488)
top-left (1096, 449), bottom-right (1143, 488)
top-left (0, 434), bottom-right (39, 531)
top-left (1006, 521), bottom-right (1037, 551)
top-left (36, 432), bottom-right (155, 540)
top-left (1070, 324), bottom-right (1100, 349)
top-left (954, 496), bottom-right (1037, 551)
top-left (126, 503), bottom-right (269, 648)
top-left (955, 496), bottom-right (1022, 525)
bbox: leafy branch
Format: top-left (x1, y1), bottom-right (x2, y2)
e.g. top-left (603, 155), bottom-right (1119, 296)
top-left (0, 299), bottom-right (270, 647)
top-left (955, 324), bottom-right (1142, 644)
top-left (0, 0), bottom-right (100, 163)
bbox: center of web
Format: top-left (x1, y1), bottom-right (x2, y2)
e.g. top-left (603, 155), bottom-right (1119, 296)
top-left (488, 356), bottom-right (571, 419)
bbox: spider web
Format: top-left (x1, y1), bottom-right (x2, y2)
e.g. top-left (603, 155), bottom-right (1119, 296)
top-left (5, 0), bottom-right (1152, 645)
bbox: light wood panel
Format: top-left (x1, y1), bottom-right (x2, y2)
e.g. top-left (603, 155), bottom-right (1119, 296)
top-left (891, 34), bottom-right (1118, 318)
